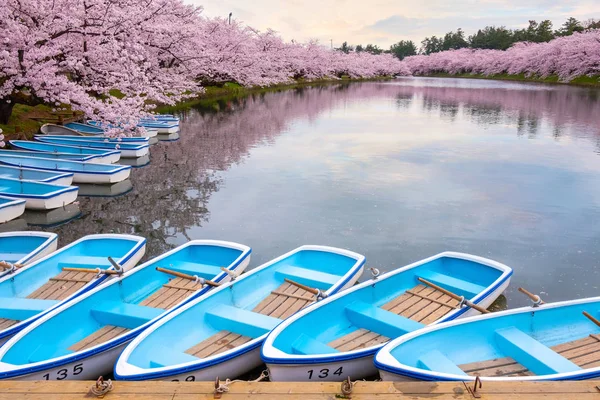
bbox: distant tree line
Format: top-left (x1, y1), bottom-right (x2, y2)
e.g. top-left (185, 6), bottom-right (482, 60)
top-left (337, 17), bottom-right (600, 60)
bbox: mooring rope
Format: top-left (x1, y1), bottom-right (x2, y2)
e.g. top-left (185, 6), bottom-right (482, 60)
top-left (90, 376), bottom-right (113, 398)
top-left (215, 370), bottom-right (269, 394)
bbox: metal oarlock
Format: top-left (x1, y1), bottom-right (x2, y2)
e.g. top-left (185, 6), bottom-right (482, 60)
top-left (518, 287), bottom-right (544, 307)
top-left (369, 267), bottom-right (380, 279)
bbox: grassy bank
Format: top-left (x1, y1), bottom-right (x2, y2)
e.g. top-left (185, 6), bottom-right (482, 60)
top-left (155, 77), bottom-right (394, 114)
top-left (423, 72), bottom-right (600, 87)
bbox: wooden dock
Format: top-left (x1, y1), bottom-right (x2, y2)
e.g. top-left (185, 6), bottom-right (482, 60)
top-left (1, 380), bottom-right (600, 399)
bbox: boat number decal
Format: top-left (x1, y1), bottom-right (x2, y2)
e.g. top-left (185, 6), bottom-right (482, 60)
top-left (42, 364), bottom-right (83, 380)
top-left (307, 367), bottom-right (343, 379)
top-left (171, 376), bottom-right (196, 382)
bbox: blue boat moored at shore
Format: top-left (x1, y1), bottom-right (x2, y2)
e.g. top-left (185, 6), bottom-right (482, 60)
top-left (0, 155), bottom-right (131, 184)
top-left (262, 252), bottom-right (513, 382)
top-left (0, 233), bottom-right (146, 347)
top-left (0, 196), bottom-right (26, 224)
top-left (35, 137), bottom-right (149, 158)
top-left (0, 149), bottom-right (101, 163)
top-left (375, 296), bottom-right (600, 382)
top-left (0, 165), bottom-right (73, 186)
top-left (0, 232), bottom-right (58, 266)
top-left (36, 134), bottom-right (149, 145)
top-left (115, 245), bottom-right (365, 382)
top-left (0, 178), bottom-right (78, 210)
top-left (86, 121), bottom-right (158, 138)
top-left (63, 122), bottom-right (105, 136)
top-left (9, 141), bottom-right (120, 164)
top-left (0, 240), bottom-right (250, 380)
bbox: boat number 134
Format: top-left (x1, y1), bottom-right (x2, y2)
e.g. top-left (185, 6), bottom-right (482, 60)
top-left (307, 367), bottom-right (343, 379)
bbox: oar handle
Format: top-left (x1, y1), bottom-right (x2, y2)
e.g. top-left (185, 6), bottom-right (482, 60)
top-left (284, 278), bottom-right (321, 296)
top-left (61, 267), bottom-right (120, 275)
top-left (418, 277), bottom-right (489, 314)
top-left (518, 287), bottom-right (544, 305)
top-left (0, 261), bottom-right (23, 270)
top-left (220, 266), bottom-right (238, 279)
top-left (156, 267), bottom-right (220, 287)
top-left (583, 311), bottom-right (600, 328)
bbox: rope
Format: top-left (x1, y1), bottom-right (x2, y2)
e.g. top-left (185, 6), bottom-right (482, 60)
top-left (90, 377), bottom-right (113, 398)
top-left (214, 370), bottom-right (269, 394)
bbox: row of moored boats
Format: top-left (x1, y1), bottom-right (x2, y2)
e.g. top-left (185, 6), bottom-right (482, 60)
top-left (0, 231), bottom-right (598, 382)
top-left (0, 116), bottom-right (179, 222)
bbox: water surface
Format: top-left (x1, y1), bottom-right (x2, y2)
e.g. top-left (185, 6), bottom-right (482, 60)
top-left (15, 77), bottom-right (600, 307)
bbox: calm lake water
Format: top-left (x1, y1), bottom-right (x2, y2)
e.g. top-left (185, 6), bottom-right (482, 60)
top-left (9, 77), bottom-right (600, 308)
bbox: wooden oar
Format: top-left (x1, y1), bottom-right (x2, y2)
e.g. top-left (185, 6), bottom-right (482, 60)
top-left (62, 267), bottom-right (122, 275)
top-left (107, 257), bottom-right (123, 273)
top-left (284, 278), bottom-right (328, 299)
top-left (0, 261), bottom-right (23, 270)
top-left (583, 311), bottom-right (600, 328)
top-left (417, 277), bottom-right (489, 314)
top-left (156, 267), bottom-right (220, 287)
top-left (220, 266), bottom-right (239, 280)
top-left (518, 287), bottom-right (544, 306)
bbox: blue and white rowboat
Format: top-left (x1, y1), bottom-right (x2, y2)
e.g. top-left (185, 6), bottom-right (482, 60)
top-left (375, 296), bottom-right (600, 382)
top-left (0, 197), bottom-right (26, 224)
top-left (34, 137), bottom-right (149, 158)
top-left (0, 232), bottom-right (58, 266)
top-left (138, 121), bottom-right (179, 134)
top-left (63, 122), bottom-right (105, 136)
top-left (0, 165), bottom-right (73, 186)
top-left (86, 121), bottom-right (158, 138)
top-left (0, 178), bottom-right (78, 210)
top-left (0, 149), bottom-right (101, 163)
top-left (262, 252), bottom-right (513, 381)
top-left (0, 234), bottom-right (146, 347)
top-left (10, 141), bottom-right (120, 164)
top-left (0, 155), bottom-right (131, 184)
top-left (36, 135), bottom-right (149, 145)
top-left (39, 124), bottom-right (83, 136)
top-left (0, 240), bottom-right (250, 380)
top-left (114, 245), bottom-right (366, 381)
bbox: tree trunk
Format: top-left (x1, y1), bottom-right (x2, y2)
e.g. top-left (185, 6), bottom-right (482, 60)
top-left (0, 100), bottom-right (15, 125)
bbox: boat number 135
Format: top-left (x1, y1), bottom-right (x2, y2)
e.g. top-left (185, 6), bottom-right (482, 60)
top-left (42, 364), bottom-right (83, 380)
top-left (307, 367), bottom-right (343, 379)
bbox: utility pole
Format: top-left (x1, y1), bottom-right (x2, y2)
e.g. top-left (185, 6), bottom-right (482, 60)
top-left (330, 39), bottom-right (333, 50)
top-left (228, 12), bottom-right (232, 24)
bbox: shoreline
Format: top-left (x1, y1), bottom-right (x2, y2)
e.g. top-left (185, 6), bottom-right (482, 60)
top-left (421, 73), bottom-right (600, 87)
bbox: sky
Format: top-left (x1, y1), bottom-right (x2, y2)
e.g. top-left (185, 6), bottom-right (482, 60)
top-left (191, 0), bottom-right (600, 48)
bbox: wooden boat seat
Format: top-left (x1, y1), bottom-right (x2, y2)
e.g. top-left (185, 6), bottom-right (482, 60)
top-left (141, 277), bottom-right (202, 309)
top-left (418, 271), bottom-right (485, 298)
top-left (275, 266), bottom-right (340, 289)
top-left (90, 301), bottom-right (164, 329)
top-left (495, 327), bottom-right (581, 375)
top-left (0, 297), bottom-right (59, 321)
top-left (69, 325), bottom-right (130, 352)
top-left (460, 334), bottom-right (600, 377)
top-left (328, 284), bottom-right (459, 352)
top-left (345, 301), bottom-right (424, 338)
top-left (292, 334), bottom-right (339, 355)
top-left (183, 282), bottom-right (315, 360)
top-left (418, 349), bottom-right (467, 376)
top-left (158, 262), bottom-right (222, 280)
top-left (0, 318), bottom-right (19, 331)
top-left (26, 270), bottom-right (97, 301)
top-left (205, 305), bottom-right (282, 338)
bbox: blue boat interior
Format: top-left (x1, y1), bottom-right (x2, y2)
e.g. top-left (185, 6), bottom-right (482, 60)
top-left (64, 122), bottom-right (104, 134)
top-left (0, 236), bottom-right (142, 336)
top-left (385, 299), bottom-right (600, 378)
top-left (0, 235), bottom-right (49, 264)
top-left (123, 248), bottom-right (362, 371)
top-left (0, 149), bottom-right (93, 161)
top-left (0, 155), bottom-right (129, 172)
top-left (0, 244), bottom-right (246, 365)
top-left (0, 178), bottom-right (71, 196)
top-left (268, 255), bottom-right (504, 358)
top-left (37, 138), bottom-right (146, 150)
top-left (0, 166), bottom-right (71, 183)
top-left (10, 141), bottom-right (114, 156)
